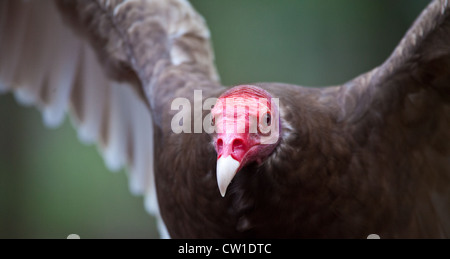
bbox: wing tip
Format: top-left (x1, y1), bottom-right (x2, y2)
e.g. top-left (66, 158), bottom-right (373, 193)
top-left (14, 88), bottom-right (36, 106)
top-left (102, 147), bottom-right (125, 172)
top-left (129, 173), bottom-right (146, 195)
top-left (0, 79), bottom-right (9, 93)
top-left (43, 107), bottom-right (66, 129)
top-left (144, 189), bottom-right (158, 215)
top-left (76, 123), bottom-right (98, 145)
top-left (156, 216), bottom-right (171, 239)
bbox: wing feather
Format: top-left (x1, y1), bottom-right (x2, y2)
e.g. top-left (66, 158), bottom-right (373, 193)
top-left (338, 0), bottom-right (450, 237)
top-left (0, 0), bottom-right (220, 238)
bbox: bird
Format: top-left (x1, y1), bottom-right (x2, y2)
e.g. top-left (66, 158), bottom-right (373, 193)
top-left (0, 0), bottom-right (449, 238)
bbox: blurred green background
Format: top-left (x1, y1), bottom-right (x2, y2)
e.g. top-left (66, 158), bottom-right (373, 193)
top-left (0, 0), bottom-right (429, 238)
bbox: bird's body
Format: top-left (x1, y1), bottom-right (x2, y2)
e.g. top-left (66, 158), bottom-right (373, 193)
top-left (0, 0), bottom-right (449, 238)
top-left (158, 81), bottom-right (450, 238)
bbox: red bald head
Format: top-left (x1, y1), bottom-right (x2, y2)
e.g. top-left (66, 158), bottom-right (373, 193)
top-left (211, 85), bottom-right (281, 196)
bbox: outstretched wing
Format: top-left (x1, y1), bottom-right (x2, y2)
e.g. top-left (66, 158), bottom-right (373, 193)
top-left (339, 0), bottom-right (450, 237)
top-left (0, 0), bottom-right (219, 237)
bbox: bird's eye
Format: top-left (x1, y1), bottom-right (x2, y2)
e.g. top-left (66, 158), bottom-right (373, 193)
top-left (263, 112), bottom-right (271, 126)
top-left (258, 112), bottom-right (272, 136)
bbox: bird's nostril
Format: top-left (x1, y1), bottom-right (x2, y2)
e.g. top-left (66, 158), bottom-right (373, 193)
top-left (217, 139), bottom-right (223, 154)
top-left (232, 139), bottom-right (245, 152)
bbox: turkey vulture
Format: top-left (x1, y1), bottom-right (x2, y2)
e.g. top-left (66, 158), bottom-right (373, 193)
top-left (0, 0), bottom-right (449, 238)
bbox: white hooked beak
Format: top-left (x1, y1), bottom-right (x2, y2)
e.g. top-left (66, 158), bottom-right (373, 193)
top-left (216, 156), bottom-right (240, 197)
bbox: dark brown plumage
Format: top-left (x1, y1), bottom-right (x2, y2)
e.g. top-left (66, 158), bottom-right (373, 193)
top-left (0, 0), bottom-right (449, 238)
